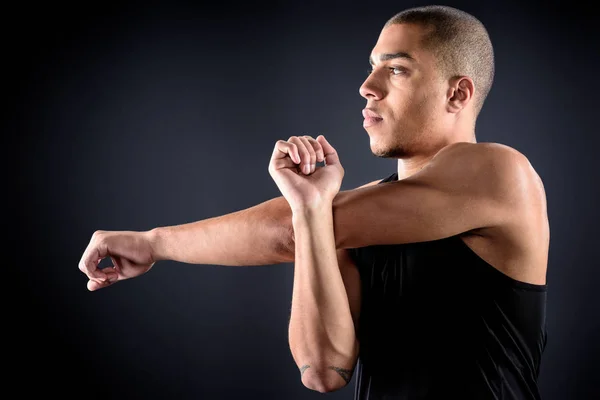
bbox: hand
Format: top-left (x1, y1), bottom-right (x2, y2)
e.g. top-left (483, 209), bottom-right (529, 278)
top-left (78, 230), bottom-right (156, 291)
top-left (268, 135), bottom-right (344, 210)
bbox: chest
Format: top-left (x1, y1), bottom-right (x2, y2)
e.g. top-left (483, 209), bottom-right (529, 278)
top-left (350, 237), bottom-right (473, 299)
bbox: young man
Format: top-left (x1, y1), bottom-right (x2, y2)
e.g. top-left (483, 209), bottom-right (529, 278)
top-left (79, 5), bottom-right (548, 399)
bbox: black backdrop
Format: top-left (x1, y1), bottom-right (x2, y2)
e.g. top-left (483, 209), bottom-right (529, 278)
top-left (12, 0), bottom-right (599, 398)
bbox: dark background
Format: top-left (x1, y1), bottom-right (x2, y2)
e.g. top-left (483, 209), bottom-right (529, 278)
top-left (12, 0), bottom-right (599, 398)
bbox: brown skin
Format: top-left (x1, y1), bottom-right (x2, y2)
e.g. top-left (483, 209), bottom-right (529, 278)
top-left (77, 22), bottom-right (549, 394)
top-left (271, 23), bottom-right (548, 392)
top-left (351, 23), bottom-right (547, 287)
top-left (268, 134), bottom-right (354, 393)
top-left (361, 23), bottom-right (477, 176)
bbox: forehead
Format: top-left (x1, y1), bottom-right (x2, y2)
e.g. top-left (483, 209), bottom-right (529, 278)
top-left (370, 23), bottom-right (434, 65)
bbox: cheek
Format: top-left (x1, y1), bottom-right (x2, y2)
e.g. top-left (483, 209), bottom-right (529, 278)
top-left (387, 83), bottom-right (438, 122)
top-left (387, 89), bottom-right (414, 118)
top-left (413, 87), bottom-right (443, 117)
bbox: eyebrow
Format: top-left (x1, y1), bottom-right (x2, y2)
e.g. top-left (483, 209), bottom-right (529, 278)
top-left (369, 52), bottom-right (416, 65)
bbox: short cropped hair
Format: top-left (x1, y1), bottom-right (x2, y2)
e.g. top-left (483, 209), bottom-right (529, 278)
top-left (385, 5), bottom-right (495, 115)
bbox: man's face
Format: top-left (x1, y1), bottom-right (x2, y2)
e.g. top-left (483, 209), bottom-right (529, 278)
top-left (359, 23), bottom-right (448, 157)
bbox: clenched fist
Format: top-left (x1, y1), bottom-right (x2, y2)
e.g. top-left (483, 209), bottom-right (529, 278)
top-left (268, 135), bottom-right (344, 211)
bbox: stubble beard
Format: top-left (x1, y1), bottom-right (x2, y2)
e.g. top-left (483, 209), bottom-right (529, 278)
top-left (369, 127), bottom-right (412, 158)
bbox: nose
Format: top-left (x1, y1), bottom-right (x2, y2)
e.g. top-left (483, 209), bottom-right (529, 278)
top-left (359, 72), bottom-right (384, 100)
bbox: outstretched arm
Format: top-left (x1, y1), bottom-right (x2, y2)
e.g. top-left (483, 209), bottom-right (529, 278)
top-left (149, 196), bottom-right (295, 266)
top-left (79, 195), bottom-right (297, 290)
top-left (133, 141), bottom-right (536, 272)
top-left (150, 143), bottom-right (533, 267)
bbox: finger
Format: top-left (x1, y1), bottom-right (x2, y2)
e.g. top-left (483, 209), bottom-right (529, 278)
top-left (87, 266), bottom-right (120, 291)
top-left (271, 140), bottom-right (301, 164)
top-left (298, 136), bottom-right (316, 173)
top-left (289, 137), bottom-right (312, 175)
top-left (106, 261), bottom-right (124, 282)
top-left (316, 135), bottom-right (341, 166)
top-left (271, 155), bottom-right (300, 171)
top-left (302, 136), bottom-right (324, 174)
top-left (303, 135), bottom-right (325, 163)
top-left (87, 278), bottom-right (114, 291)
top-left (78, 232), bottom-right (109, 282)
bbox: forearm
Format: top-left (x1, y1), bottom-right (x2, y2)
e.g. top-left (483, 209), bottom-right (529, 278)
top-left (288, 205), bottom-right (357, 388)
top-left (148, 196), bottom-right (295, 266)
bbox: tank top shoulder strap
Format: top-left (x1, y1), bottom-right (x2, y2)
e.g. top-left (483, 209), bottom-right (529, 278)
top-left (379, 172), bottom-right (398, 184)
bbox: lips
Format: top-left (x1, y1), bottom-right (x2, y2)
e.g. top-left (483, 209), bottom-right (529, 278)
top-left (362, 108), bottom-right (383, 119)
top-left (362, 108), bottom-right (383, 128)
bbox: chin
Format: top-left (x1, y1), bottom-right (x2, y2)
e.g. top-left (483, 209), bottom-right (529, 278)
top-left (368, 133), bottom-right (409, 158)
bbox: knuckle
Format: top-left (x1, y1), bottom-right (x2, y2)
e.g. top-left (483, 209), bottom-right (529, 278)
top-left (95, 235), bottom-right (106, 247)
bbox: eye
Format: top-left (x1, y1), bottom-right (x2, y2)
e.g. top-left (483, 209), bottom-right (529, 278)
top-left (390, 66), bottom-right (406, 75)
top-left (366, 66), bottom-right (407, 76)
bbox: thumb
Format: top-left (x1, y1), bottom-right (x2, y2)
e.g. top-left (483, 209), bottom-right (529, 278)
top-left (87, 266), bottom-right (120, 291)
top-left (316, 135), bottom-right (340, 166)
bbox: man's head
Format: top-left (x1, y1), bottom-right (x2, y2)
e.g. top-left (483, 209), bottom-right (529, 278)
top-left (360, 5), bottom-right (494, 158)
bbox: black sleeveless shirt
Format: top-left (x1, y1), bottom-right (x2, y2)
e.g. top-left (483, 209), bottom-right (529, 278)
top-left (348, 172), bottom-right (548, 400)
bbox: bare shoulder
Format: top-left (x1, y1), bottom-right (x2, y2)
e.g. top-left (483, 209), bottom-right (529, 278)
top-left (433, 141), bottom-right (535, 173)
top-left (442, 142), bottom-right (548, 214)
top-left (440, 142), bottom-right (549, 285)
top-left (429, 142), bottom-right (545, 204)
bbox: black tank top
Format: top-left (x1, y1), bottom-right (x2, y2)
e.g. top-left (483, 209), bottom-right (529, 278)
top-left (348, 172), bottom-right (548, 400)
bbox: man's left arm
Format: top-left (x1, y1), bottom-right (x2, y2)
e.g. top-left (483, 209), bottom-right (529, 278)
top-left (326, 142), bottom-right (542, 249)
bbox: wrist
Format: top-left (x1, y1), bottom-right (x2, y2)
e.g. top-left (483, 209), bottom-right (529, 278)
top-left (291, 200), bottom-right (333, 222)
top-left (146, 226), bottom-right (167, 262)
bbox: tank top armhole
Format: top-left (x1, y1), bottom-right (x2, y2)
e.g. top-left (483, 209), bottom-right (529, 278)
top-left (453, 235), bottom-right (548, 292)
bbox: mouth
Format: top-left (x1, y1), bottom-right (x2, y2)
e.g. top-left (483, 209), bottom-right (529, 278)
top-left (362, 108), bottom-right (383, 128)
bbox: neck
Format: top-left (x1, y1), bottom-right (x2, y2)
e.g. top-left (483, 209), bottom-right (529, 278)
top-left (396, 155), bottom-right (434, 180)
top-left (396, 131), bottom-right (477, 180)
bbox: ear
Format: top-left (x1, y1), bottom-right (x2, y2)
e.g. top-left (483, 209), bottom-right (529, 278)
top-left (446, 76), bottom-right (474, 113)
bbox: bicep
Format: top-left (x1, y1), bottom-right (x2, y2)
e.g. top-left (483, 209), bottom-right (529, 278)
top-left (332, 178), bottom-right (477, 248)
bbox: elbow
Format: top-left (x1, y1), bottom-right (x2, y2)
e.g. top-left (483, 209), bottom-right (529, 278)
top-left (300, 365), bottom-right (349, 393)
top-left (302, 374), bottom-right (345, 393)
top-left (302, 374), bottom-right (328, 393)
top-left (303, 379), bottom-right (339, 394)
